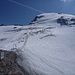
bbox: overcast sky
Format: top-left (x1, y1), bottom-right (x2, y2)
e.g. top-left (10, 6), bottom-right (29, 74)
top-left (0, 0), bottom-right (75, 25)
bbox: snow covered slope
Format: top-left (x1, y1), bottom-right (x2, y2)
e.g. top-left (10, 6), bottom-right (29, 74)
top-left (0, 13), bottom-right (75, 75)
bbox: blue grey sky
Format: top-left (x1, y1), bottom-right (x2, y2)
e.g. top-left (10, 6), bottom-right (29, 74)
top-left (0, 0), bottom-right (75, 25)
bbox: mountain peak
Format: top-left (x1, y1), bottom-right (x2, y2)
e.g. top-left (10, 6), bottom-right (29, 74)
top-left (29, 13), bottom-right (75, 26)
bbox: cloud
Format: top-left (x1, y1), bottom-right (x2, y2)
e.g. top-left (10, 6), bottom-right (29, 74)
top-left (61, 0), bottom-right (73, 2)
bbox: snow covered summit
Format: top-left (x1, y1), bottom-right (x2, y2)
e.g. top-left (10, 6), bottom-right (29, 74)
top-left (0, 13), bottom-right (75, 75)
top-left (30, 13), bottom-right (75, 26)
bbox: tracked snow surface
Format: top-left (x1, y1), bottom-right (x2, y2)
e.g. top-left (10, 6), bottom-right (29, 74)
top-left (0, 13), bottom-right (75, 75)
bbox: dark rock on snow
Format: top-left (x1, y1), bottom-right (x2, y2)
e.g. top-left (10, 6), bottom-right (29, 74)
top-left (0, 50), bottom-right (27, 75)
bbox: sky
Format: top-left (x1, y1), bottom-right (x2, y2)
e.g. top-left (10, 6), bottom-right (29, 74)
top-left (0, 0), bottom-right (75, 25)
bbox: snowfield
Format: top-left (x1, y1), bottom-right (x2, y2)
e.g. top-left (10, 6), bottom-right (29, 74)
top-left (0, 13), bottom-right (75, 75)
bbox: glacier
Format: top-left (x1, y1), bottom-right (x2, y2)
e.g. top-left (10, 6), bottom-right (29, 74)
top-left (0, 13), bottom-right (75, 75)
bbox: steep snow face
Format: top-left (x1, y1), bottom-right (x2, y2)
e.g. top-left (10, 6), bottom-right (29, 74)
top-left (29, 13), bottom-right (75, 26)
top-left (0, 13), bottom-right (75, 75)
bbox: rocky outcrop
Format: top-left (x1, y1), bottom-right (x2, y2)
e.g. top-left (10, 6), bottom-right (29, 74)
top-left (29, 15), bottom-right (44, 25)
top-left (57, 16), bottom-right (75, 26)
top-left (0, 50), bottom-right (25, 75)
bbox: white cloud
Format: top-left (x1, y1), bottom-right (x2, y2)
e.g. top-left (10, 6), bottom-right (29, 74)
top-left (61, 0), bottom-right (73, 2)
